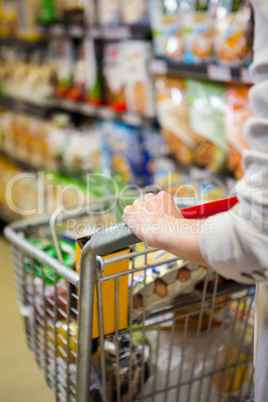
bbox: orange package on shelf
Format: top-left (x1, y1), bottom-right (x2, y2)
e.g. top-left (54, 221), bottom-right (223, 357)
top-left (225, 84), bottom-right (252, 179)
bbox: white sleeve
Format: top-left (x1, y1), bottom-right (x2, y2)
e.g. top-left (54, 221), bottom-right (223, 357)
top-left (199, 0), bottom-right (268, 285)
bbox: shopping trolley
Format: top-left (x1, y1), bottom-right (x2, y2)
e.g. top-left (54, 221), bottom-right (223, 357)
top-left (4, 195), bottom-right (255, 402)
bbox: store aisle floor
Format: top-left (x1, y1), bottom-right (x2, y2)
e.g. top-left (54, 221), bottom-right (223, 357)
top-left (0, 236), bottom-right (54, 402)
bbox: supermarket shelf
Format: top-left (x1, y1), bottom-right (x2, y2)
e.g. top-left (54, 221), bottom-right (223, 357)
top-left (0, 95), bottom-right (156, 127)
top-left (149, 58), bottom-right (252, 84)
top-left (0, 36), bottom-right (47, 49)
top-left (39, 23), bottom-right (151, 40)
top-left (0, 95), bottom-right (53, 118)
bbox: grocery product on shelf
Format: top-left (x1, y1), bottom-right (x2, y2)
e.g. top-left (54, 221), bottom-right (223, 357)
top-left (214, 0), bottom-right (253, 66)
top-left (102, 42), bottom-right (127, 111)
top-left (0, 0), bottom-right (17, 37)
top-left (155, 75), bottom-right (197, 165)
top-left (225, 83), bottom-right (252, 179)
top-left (83, 37), bottom-right (102, 106)
top-left (101, 121), bottom-right (144, 185)
top-left (124, 40), bottom-right (155, 117)
top-left (121, 0), bottom-right (148, 25)
top-left (187, 78), bottom-right (227, 172)
top-left (147, 0), bottom-right (183, 60)
top-left (181, 0), bottom-right (216, 64)
top-left (142, 127), bottom-right (169, 185)
top-left (16, 0), bottom-right (42, 40)
top-left (49, 38), bottom-right (75, 98)
top-left (0, 47), bottom-right (56, 102)
top-left (97, 0), bottom-right (121, 26)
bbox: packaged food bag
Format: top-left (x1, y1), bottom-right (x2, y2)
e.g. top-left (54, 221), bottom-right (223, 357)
top-left (186, 78), bottom-right (228, 172)
top-left (181, 0), bottom-right (216, 64)
top-left (142, 128), bottom-right (168, 185)
top-left (225, 84), bottom-right (252, 179)
top-left (49, 38), bottom-right (75, 98)
top-left (124, 40), bottom-right (155, 117)
top-left (103, 42), bottom-right (127, 112)
top-left (155, 75), bottom-right (197, 165)
top-left (97, 0), bottom-right (121, 25)
top-left (84, 37), bottom-right (102, 106)
top-left (63, 122), bottom-right (102, 172)
top-left (121, 0), bottom-right (148, 25)
top-left (147, 0), bottom-right (184, 60)
top-left (214, 0), bottom-right (253, 66)
top-left (101, 121), bottom-right (144, 185)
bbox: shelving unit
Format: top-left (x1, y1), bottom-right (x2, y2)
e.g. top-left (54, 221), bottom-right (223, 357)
top-left (0, 95), bottom-right (156, 127)
top-left (38, 23), bottom-right (151, 40)
top-left (149, 58), bottom-right (252, 84)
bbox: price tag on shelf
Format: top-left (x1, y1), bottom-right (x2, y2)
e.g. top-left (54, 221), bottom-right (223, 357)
top-left (68, 25), bottom-right (84, 38)
top-left (79, 103), bottom-right (95, 116)
top-left (207, 65), bottom-right (232, 82)
top-left (240, 68), bottom-right (252, 84)
top-left (49, 25), bottom-right (66, 37)
top-left (102, 26), bottom-right (131, 40)
top-left (98, 107), bottom-right (115, 119)
top-left (88, 26), bottom-right (100, 38)
top-left (122, 113), bottom-right (142, 127)
top-left (149, 59), bottom-right (168, 75)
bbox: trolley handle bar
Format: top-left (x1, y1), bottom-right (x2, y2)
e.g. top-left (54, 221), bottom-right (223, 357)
top-left (90, 197), bottom-right (238, 256)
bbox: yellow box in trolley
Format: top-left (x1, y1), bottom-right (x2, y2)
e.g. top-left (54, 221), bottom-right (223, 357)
top-left (76, 235), bottom-right (129, 339)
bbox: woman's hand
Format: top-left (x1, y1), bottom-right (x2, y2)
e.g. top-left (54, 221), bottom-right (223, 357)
top-left (123, 191), bottom-right (183, 248)
top-left (123, 191), bottom-right (209, 267)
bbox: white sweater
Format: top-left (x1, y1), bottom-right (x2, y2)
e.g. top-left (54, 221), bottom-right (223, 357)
top-left (199, 1), bottom-right (268, 400)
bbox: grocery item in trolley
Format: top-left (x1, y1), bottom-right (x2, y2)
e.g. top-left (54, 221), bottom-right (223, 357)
top-left (130, 245), bottom-right (207, 320)
top-left (214, 0), bottom-right (253, 66)
top-left (76, 234), bottom-right (130, 339)
top-left (147, 0), bottom-right (184, 60)
top-left (225, 84), bottom-right (252, 179)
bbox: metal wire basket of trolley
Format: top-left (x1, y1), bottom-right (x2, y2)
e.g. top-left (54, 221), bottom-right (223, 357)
top-left (4, 194), bottom-right (255, 402)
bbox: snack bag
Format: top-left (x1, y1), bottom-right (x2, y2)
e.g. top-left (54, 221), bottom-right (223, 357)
top-left (124, 40), bottom-right (155, 117)
top-left (63, 123), bottom-right (102, 172)
top-left (83, 37), bottom-right (102, 106)
top-left (101, 121), bottom-right (144, 185)
top-left (147, 0), bottom-right (184, 60)
top-left (49, 38), bottom-right (75, 98)
top-left (97, 0), bottom-right (121, 25)
top-left (181, 0), bottom-right (215, 64)
top-left (121, 0), bottom-right (148, 25)
top-left (67, 42), bottom-right (86, 102)
top-left (142, 128), bottom-right (168, 185)
top-left (103, 42), bottom-right (127, 112)
top-left (187, 78), bottom-right (228, 172)
top-left (225, 84), bottom-right (252, 179)
top-left (155, 75), bottom-right (197, 165)
top-left (214, 0), bottom-right (253, 66)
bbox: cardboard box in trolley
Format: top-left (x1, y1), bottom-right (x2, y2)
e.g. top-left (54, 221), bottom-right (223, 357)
top-left (76, 235), bottom-right (129, 339)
